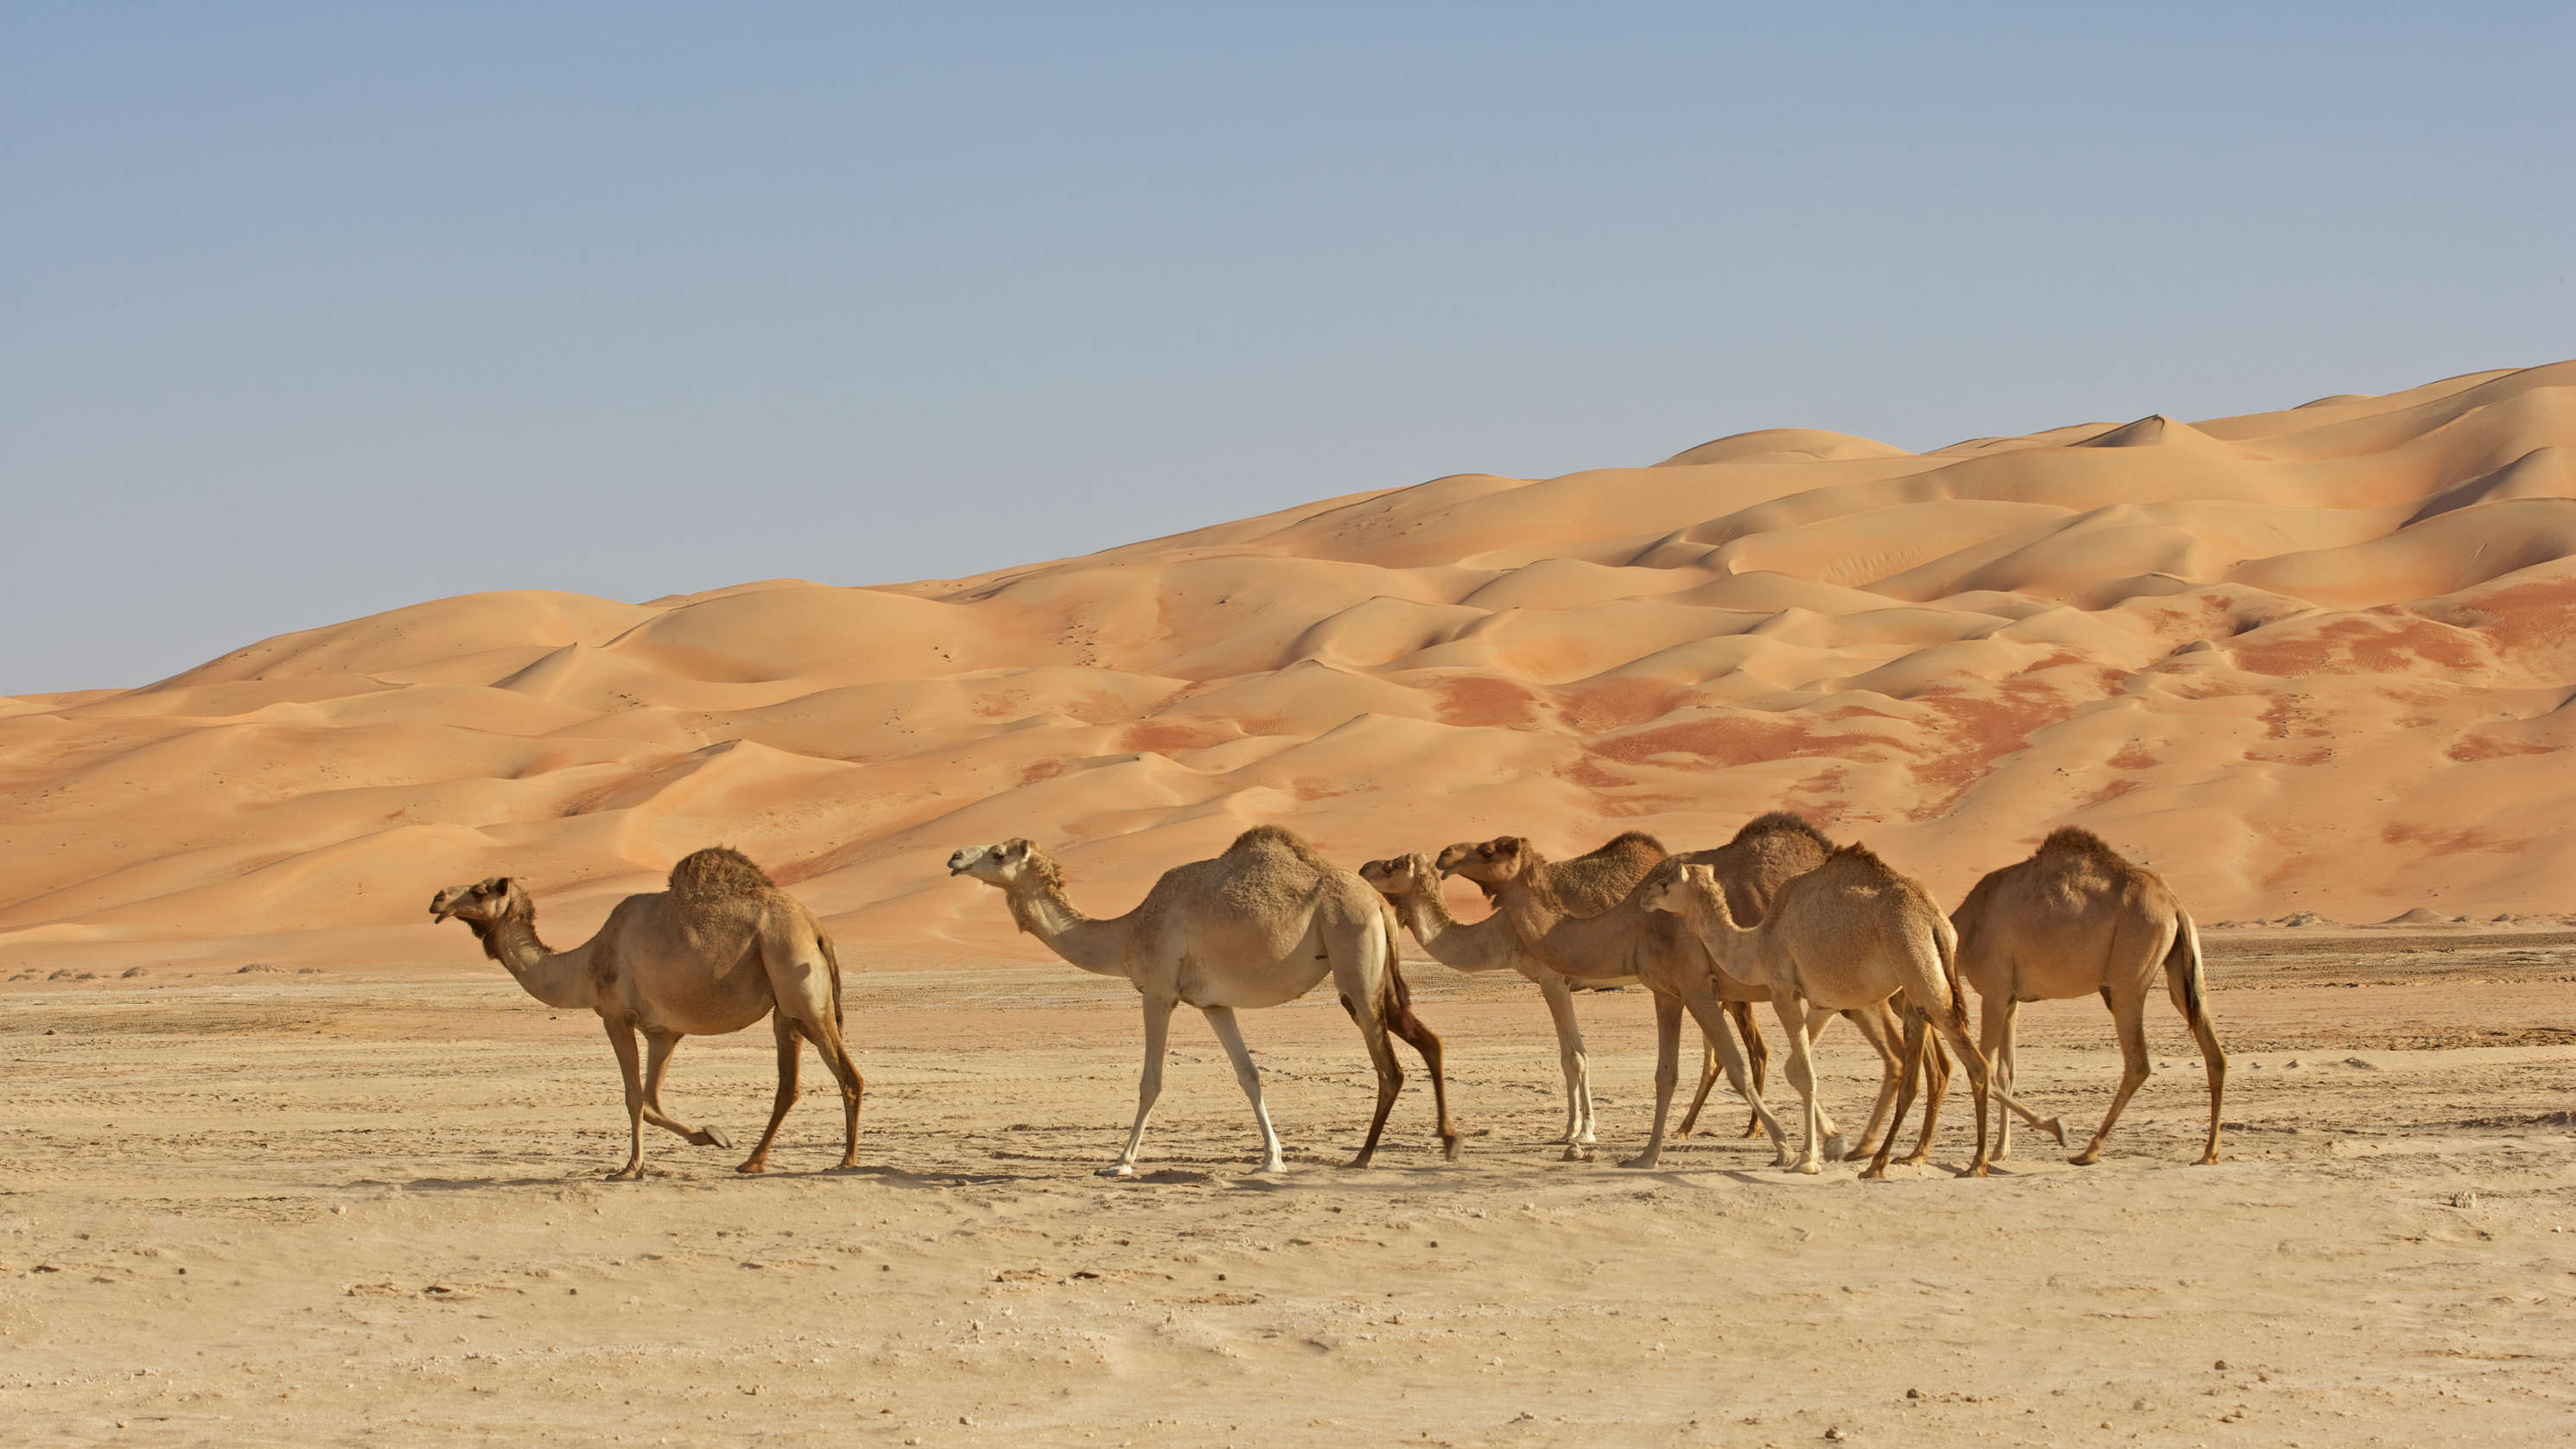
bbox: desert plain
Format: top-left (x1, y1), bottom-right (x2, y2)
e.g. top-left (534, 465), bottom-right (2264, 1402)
top-left (5, 363), bottom-right (2576, 1444)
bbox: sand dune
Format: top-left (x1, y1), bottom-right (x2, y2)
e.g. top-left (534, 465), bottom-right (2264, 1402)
top-left (6, 362), bottom-right (2574, 968)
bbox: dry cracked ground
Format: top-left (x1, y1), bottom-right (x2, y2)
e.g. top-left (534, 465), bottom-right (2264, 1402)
top-left (3, 928), bottom-right (2573, 1447)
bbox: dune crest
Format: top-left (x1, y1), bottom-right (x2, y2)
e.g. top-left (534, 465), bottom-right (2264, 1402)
top-left (6, 364), bottom-right (2574, 965)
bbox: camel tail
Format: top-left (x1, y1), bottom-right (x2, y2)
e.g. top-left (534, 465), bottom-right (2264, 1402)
top-left (1377, 911), bottom-right (1414, 1020)
top-left (2166, 911), bottom-right (2208, 1028)
top-left (1937, 915), bottom-right (1970, 1039)
top-left (818, 928), bottom-right (846, 1030)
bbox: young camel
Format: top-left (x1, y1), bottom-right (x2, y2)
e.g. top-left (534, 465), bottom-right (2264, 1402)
top-left (1433, 838), bottom-right (1765, 1142)
top-left (428, 848), bottom-right (863, 1180)
top-left (1361, 831), bottom-right (1710, 1155)
top-left (1952, 827), bottom-right (2226, 1165)
top-left (1469, 812), bottom-right (1917, 1169)
top-left (1644, 848), bottom-right (2065, 1178)
top-left (947, 826), bottom-right (1459, 1177)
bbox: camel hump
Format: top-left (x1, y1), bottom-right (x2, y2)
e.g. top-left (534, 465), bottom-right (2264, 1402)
top-left (2037, 825), bottom-right (2131, 866)
top-left (669, 846), bottom-right (778, 910)
top-left (1580, 830), bottom-right (1668, 863)
top-left (1224, 823), bottom-right (1337, 873)
top-left (1730, 810), bottom-right (1831, 849)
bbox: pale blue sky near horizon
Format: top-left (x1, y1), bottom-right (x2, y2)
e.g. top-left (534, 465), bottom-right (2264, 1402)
top-left (6, 3), bottom-right (2570, 695)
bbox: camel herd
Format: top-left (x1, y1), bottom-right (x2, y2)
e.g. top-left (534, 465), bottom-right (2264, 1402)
top-left (428, 815), bottom-right (2227, 1183)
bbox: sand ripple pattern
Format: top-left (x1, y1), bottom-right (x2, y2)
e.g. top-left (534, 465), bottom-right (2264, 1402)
top-left (4, 363), bottom-right (2573, 961)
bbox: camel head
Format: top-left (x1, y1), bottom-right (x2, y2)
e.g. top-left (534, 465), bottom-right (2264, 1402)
top-left (1641, 863), bottom-right (1729, 923)
top-left (1441, 836), bottom-right (1535, 892)
top-left (1357, 854), bottom-right (1433, 899)
top-left (946, 839), bottom-right (1046, 889)
top-left (429, 876), bottom-right (530, 927)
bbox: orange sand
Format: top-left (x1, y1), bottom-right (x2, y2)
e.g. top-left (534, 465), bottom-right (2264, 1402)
top-left (4, 362), bottom-right (2573, 970)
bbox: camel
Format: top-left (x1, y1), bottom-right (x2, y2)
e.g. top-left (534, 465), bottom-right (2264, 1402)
top-left (1644, 848), bottom-right (2066, 1177)
top-left (428, 848), bottom-right (863, 1180)
top-left (947, 826), bottom-right (1459, 1177)
top-left (1426, 835), bottom-right (1766, 1144)
top-left (1951, 827), bottom-right (2226, 1165)
top-left (1467, 812), bottom-right (1921, 1170)
top-left (1360, 833), bottom-right (1747, 1156)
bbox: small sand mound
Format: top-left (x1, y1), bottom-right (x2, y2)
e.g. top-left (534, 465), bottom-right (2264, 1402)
top-left (2381, 907), bottom-right (2449, 925)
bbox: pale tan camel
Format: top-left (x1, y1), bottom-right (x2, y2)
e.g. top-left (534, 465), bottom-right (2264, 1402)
top-left (947, 826), bottom-right (1458, 1177)
top-left (1952, 827), bottom-right (2226, 1165)
top-left (1469, 812), bottom-right (1924, 1169)
top-left (1434, 837), bottom-right (1767, 1142)
top-left (1362, 831), bottom-right (1715, 1155)
top-left (428, 848), bottom-right (862, 1180)
top-left (1645, 848), bottom-right (2065, 1178)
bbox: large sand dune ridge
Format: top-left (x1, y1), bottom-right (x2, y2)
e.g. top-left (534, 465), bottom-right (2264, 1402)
top-left (7, 362), bottom-right (2575, 967)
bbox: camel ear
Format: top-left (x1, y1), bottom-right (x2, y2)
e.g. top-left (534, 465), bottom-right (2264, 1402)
top-left (490, 876), bottom-right (518, 897)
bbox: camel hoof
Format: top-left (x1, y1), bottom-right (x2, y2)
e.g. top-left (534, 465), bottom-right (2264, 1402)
top-left (1441, 1138), bottom-right (1462, 1163)
top-left (1096, 1163), bottom-right (1136, 1179)
top-left (1960, 1162), bottom-right (1990, 1179)
top-left (1344, 1154), bottom-right (1377, 1170)
top-left (1795, 1160), bottom-right (1823, 1176)
top-left (2042, 1117), bottom-right (2068, 1147)
top-left (605, 1166), bottom-right (643, 1182)
top-left (1256, 1159), bottom-right (1285, 1174)
top-left (2070, 1149), bottom-right (2102, 1166)
top-left (695, 1127), bottom-right (734, 1150)
top-left (1858, 1164), bottom-right (1888, 1181)
top-left (1899, 1153), bottom-right (1930, 1168)
top-left (1618, 1153), bottom-right (1659, 1170)
top-left (734, 1160), bottom-right (767, 1175)
top-left (2197, 1152), bottom-right (2222, 1166)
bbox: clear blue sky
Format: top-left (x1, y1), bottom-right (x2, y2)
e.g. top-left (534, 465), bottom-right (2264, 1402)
top-left (6, 3), bottom-right (2569, 694)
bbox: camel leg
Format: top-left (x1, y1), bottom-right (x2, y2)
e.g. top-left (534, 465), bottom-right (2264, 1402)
top-left (2185, 999), bottom-right (2228, 1166)
top-left (2073, 986), bottom-right (2154, 1166)
top-left (638, 1031), bottom-right (732, 1150)
top-left (1981, 992), bottom-right (2018, 1161)
top-left (1677, 988), bottom-right (1793, 1166)
top-left (1341, 994), bottom-right (1407, 1170)
top-left (1382, 990), bottom-right (1462, 1162)
top-left (1533, 969), bottom-right (1596, 1154)
top-left (1863, 1011), bottom-right (1931, 1179)
top-left (1735, 1001), bottom-right (1770, 1138)
top-left (736, 1012), bottom-right (803, 1175)
top-left (1903, 1026), bottom-right (1954, 1166)
top-left (1770, 995), bottom-right (1831, 1173)
top-left (1201, 1006), bottom-right (1284, 1173)
top-left (1621, 993), bottom-right (1688, 1170)
top-left (802, 1014), bottom-right (866, 1171)
top-left (1104, 995), bottom-right (1178, 1178)
top-left (1675, 1038), bottom-right (1723, 1138)
top-left (602, 1017), bottom-right (650, 1181)
top-left (1839, 1006), bottom-right (1905, 1161)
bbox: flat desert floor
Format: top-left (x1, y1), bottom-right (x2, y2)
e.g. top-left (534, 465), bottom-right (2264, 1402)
top-left (4, 930), bottom-right (2573, 1447)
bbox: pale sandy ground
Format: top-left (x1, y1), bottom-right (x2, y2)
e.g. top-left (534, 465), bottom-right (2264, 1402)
top-left (5, 931), bottom-right (2572, 1447)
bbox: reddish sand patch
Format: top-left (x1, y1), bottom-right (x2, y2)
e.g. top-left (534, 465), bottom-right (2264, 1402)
top-left (1433, 677), bottom-right (1542, 728)
top-left (1555, 677), bottom-right (1689, 732)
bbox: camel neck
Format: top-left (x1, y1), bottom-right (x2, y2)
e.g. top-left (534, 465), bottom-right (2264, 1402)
top-left (1006, 878), bottom-right (1130, 978)
top-left (478, 912), bottom-right (599, 1010)
top-left (1395, 881), bottom-right (1518, 973)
